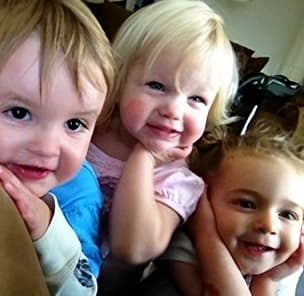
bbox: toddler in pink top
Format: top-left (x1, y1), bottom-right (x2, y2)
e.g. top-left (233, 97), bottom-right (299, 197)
top-left (87, 0), bottom-right (238, 294)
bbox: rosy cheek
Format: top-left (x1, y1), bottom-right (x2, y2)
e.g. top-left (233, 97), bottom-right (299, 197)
top-left (125, 100), bottom-right (147, 116)
top-left (190, 121), bottom-right (206, 142)
top-left (121, 99), bottom-right (148, 129)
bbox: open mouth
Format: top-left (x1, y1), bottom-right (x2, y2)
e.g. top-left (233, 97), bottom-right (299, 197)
top-left (246, 243), bottom-right (274, 251)
top-left (147, 124), bottom-right (181, 138)
top-left (10, 164), bottom-right (52, 181)
top-left (243, 242), bottom-right (275, 257)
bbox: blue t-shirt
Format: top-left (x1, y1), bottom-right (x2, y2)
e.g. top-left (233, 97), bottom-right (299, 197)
top-left (51, 160), bottom-right (103, 277)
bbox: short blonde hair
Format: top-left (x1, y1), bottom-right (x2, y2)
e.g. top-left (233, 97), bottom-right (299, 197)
top-left (111, 0), bottom-right (238, 128)
top-left (0, 0), bottom-right (115, 126)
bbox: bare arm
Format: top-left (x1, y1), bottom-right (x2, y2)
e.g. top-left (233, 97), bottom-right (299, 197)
top-left (165, 197), bottom-right (304, 296)
top-left (0, 165), bottom-right (98, 295)
top-left (110, 143), bottom-right (180, 264)
top-left (250, 276), bottom-right (277, 295)
top-left (189, 197), bottom-right (251, 296)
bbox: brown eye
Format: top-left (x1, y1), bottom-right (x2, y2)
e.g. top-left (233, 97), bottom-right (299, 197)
top-left (65, 119), bottom-right (87, 132)
top-left (280, 210), bottom-right (298, 221)
top-left (239, 199), bottom-right (256, 209)
top-left (5, 106), bottom-right (31, 121)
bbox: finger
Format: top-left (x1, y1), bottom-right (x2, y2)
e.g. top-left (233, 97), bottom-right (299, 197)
top-left (291, 232), bottom-right (304, 260)
top-left (169, 145), bottom-right (193, 160)
top-left (0, 166), bottom-right (36, 216)
top-left (293, 235), bottom-right (304, 263)
top-left (152, 151), bottom-right (171, 164)
top-left (0, 166), bottom-right (51, 240)
top-left (4, 182), bottom-right (45, 238)
top-left (0, 166), bottom-right (21, 195)
top-left (0, 167), bottom-right (25, 199)
top-left (0, 164), bottom-right (23, 186)
top-left (282, 238), bottom-right (304, 273)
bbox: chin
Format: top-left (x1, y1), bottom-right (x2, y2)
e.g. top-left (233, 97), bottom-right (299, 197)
top-left (240, 264), bottom-right (271, 276)
top-left (144, 140), bottom-right (176, 154)
top-left (24, 181), bottom-right (54, 198)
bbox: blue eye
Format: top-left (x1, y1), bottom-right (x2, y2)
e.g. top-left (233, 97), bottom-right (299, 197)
top-left (65, 119), bottom-right (88, 132)
top-left (5, 107), bottom-right (32, 121)
top-left (146, 81), bottom-right (165, 92)
top-left (189, 95), bottom-right (205, 104)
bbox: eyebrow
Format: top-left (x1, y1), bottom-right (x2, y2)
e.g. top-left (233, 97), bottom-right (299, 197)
top-left (72, 109), bottom-right (100, 119)
top-left (282, 200), bottom-right (304, 212)
top-left (3, 92), bottom-right (100, 118)
top-left (231, 189), bottom-right (261, 200)
top-left (1, 92), bottom-right (35, 106)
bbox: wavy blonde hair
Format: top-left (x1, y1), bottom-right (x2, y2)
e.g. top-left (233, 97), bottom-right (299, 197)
top-left (193, 108), bottom-right (304, 176)
top-left (109, 0), bottom-right (238, 129)
top-left (0, 0), bottom-right (116, 126)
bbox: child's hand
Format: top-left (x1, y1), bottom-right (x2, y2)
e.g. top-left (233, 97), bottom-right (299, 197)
top-left (188, 196), bottom-right (250, 295)
top-left (253, 229), bottom-right (304, 283)
top-left (132, 142), bottom-right (172, 167)
top-left (139, 142), bottom-right (193, 167)
top-left (154, 144), bottom-right (193, 164)
top-left (167, 144), bottom-right (193, 160)
top-left (0, 165), bottom-right (52, 241)
top-left (187, 195), bottom-right (231, 260)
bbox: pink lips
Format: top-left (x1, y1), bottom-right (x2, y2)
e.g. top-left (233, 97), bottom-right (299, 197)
top-left (243, 242), bottom-right (275, 258)
top-left (147, 124), bottom-right (181, 139)
top-left (10, 164), bottom-right (52, 181)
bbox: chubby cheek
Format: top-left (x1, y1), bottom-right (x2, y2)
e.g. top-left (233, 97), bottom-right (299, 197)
top-left (120, 99), bottom-right (148, 133)
top-left (282, 228), bottom-right (302, 255)
top-left (56, 142), bottom-right (89, 185)
top-left (214, 207), bottom-right (240, 249)
top-left (0, 129), bottom-right (22, 162)
top-left (182, 115), bottom-right (206, 146)
top-left (216, 221), bottom-right (233, 246)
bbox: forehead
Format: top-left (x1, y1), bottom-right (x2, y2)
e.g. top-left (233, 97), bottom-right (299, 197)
top-left (214, 153), bottom-right (304, 207)
top-left (0, 35), bottom-right (104, 113)
top-left (0, 34), bottom-right (42, 103)
top-left (138, 48), bottom-right (220, 92)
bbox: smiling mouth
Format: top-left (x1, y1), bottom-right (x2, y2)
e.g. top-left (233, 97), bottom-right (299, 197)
top-left (243, 242), bottom-right (276, 257)
top-left (10, 164), bottom-right (53, 181)
top-left (147, 124), bottom-right (181, 138)
top-left (247, 243), bottom-right (274, 251)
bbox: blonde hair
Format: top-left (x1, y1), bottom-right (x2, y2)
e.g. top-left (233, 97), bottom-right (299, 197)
top-left (110, 0), bottom-right (238, 129)
top-left (198, 111), bottom-right (304, 176)
top-left (0, 0), bottom-right (115, 126)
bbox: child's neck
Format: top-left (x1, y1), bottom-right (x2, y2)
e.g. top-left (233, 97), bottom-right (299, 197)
top-left (92, 116), bottom-right (136, 161)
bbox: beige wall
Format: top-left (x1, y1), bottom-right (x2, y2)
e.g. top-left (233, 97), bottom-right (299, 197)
top-left (203, 0), bottom-right (304, 82)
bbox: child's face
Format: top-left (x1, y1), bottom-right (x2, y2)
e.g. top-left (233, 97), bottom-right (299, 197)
top-left (209, 153), bottom-right (304, 275)
top-left (0, 35), bottom-right (106, 196)
top-left (119, 49), bottom-right (218, 155)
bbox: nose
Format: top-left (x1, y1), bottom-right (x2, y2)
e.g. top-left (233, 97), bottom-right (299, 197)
top-left (253, 212), bottom-right (279, 235)
top-left (27, 127), bottom-right (60, 157)
top-left (158, 96), bottom-right (185, 120)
